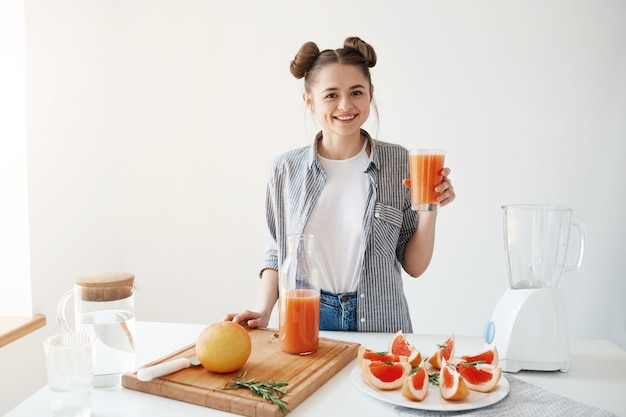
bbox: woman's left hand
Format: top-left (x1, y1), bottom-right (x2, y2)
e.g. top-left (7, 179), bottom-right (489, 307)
top-left (402, 167), bottom-right (456, 208)
top-left (435, 167), bottom-right (455, 207)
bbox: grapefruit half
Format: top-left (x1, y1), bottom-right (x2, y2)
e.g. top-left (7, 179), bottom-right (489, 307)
top-left (361, 359), bottom-right (411, 390)
top-left (427, 333), bottom-right (455, 370)
top-left (401, 364), bottom-right (429, 401)
top-left (439, 359), bottom-right (470, 401)
top-left (456, 361), bottom-right (502, 393)
top-left (358, 345), bottom-right (407, 366)
top-left (459, 346), bottom-right (499, 366)
top-left (388, 330), bottom-right (422, 367)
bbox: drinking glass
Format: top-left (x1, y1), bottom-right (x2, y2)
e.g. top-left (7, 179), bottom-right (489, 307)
top-left (408, 149), bottom-right (446, 211)
top-left (43, 332), bottom-right (95, 417)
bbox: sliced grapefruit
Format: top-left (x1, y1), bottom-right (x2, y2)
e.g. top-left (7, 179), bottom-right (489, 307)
top-left (401, 365), bottom-right (429, 401)
top-left (456, 361), bottom-right (502, 392)
top-left (358, 345), bottom-right (407, 366)
top-left (439, 359), bottom-right (470, 401)
top-left (388, 330), bottom-right (422, 367)
top-left (459, 346), bottom-right (499, 366)
top-left (361, 359), bottom-right (411, 390)
top-left (427, 333), bottom-right (455, 370)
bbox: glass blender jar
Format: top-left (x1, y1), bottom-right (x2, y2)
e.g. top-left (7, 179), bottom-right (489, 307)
top-left (484, 205), bottom-right (586, 372)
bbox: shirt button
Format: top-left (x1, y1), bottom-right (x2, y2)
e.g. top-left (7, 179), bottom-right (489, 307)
top-left (360, 318), bottom-right (366, 323)
top-left (360, 293), bottom-right (365, 298)
top-left (374, 212), bottom-right (380, 218)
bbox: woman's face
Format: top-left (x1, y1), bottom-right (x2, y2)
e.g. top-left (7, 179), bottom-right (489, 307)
top-left (304, 63), bottom-right (372, 140)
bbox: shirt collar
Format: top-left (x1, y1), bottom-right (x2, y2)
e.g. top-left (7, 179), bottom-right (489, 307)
top-left (308, 129), bottom-right (379, 169)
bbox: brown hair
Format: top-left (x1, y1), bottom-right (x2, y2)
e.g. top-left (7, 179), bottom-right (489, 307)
top-left (290, 37), bottom-right (377, 94)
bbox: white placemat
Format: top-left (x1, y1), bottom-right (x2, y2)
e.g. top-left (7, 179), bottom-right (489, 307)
top-left (395, 375), bottom-right (617, 417)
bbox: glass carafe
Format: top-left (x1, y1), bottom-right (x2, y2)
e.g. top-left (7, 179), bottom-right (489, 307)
top-left (57, 272), bottom-right (136, 387)
top-left (278, 234), bottom-right (321, 355)
top-left (502, 205), bottom-right (585, 289)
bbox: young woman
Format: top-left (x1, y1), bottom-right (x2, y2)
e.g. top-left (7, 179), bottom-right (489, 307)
top-left (226, 37), bottom-right (455, 332)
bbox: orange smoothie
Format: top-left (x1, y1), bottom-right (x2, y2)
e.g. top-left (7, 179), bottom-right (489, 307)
top-left (279, 289), bottom-right (320, 355)
top-left (409, 150), bottom-right (445, 211)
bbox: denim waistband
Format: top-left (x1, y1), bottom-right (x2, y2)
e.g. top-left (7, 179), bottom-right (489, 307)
top-left (321, 289), bottom-right (357, 303)
top-left (320, 290), bottom-right (357, 331)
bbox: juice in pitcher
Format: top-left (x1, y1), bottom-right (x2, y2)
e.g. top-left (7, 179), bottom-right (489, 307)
top-left (279, 289), bottom-right (320, 355)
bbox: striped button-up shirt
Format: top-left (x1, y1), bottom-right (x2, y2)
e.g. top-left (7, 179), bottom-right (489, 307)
top-left (260, 130), bottom-right (419, 332)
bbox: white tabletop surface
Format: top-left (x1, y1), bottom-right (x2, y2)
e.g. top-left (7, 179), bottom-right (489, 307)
top-left (5, 321), bottom-right (626, 417)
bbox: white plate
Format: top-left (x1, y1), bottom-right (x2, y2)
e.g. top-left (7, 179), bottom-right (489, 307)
top-left (350, 365), bottom-right (509, 412)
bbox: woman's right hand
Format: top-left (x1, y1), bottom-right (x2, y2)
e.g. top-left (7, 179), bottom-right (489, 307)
top-left (224, 310), bottom-right (270, 329)
top-left (224, 269), bottom-right (279, 329)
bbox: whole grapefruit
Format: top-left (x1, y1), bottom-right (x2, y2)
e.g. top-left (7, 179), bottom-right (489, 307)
top-left (196, 321), bottom-right (251, 373)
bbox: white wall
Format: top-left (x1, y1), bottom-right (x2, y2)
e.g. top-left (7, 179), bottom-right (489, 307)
top-left (0, 0), bottom-right (32, 315)
top-left (3, 0), bottom-right (626, 413)
top-left (25, 0), bottom-right (626, 346)
top-left (0, 1), bottom-right (42, 415)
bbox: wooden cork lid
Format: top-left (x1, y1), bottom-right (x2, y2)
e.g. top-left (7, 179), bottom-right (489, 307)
top-left (75, 272), bottom-right (135, 301)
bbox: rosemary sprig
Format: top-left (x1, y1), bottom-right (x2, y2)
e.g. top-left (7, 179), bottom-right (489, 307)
top-left (429, 371), bottom-right (440, 386)
top-left (224, 372), bottom-right (290, 415)
top-left (462, 360), bottom-right (486, 366)
top-left (409, 365), bottom-right (425, 376)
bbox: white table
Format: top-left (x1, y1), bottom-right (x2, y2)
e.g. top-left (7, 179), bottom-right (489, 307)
top-left (5, 322), bottom-right (626, 416)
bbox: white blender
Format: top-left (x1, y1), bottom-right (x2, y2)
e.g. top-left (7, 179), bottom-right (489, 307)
top-left (484, 204), bottom-right (586, 372)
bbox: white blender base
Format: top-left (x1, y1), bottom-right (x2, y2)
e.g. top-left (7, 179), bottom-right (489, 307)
top-left (484, 288), bottom-right (570, 373)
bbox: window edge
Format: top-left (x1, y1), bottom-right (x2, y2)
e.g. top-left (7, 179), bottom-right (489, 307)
top-left (0, 314), bottom-right (46, 347)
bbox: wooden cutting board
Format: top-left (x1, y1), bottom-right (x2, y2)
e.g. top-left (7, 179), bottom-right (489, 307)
top-left (122, 328), bottom-right (360, 417)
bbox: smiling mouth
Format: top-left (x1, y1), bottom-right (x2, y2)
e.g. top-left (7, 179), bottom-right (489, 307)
top-left (335, 114), bottom-right (357, 121)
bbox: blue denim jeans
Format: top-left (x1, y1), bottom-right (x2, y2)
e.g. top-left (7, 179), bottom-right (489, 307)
top-left (320, 290), bottom-right (357, 331)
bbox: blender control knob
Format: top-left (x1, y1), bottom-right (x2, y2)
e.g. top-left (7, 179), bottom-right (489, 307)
top-left (483, 321), bottom-right (495, 344)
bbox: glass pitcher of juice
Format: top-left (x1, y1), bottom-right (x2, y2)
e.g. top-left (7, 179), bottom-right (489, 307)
top-left (279, 234), bottom-right (321, 355)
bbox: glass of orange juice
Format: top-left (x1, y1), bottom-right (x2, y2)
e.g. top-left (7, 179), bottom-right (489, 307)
top-left (278, 234), bottom-right (320, 355)
top-left (409, 149), bottom-right (446, 211)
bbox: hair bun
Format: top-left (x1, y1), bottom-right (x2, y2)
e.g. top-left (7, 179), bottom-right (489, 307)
top-left (290, 41), bottom-right (320, 79)
top-left (343, 36), bottom-right (377, 67)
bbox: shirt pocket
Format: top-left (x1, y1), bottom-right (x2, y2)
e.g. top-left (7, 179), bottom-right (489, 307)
top-left (372, 203), bottom-right (403, 258)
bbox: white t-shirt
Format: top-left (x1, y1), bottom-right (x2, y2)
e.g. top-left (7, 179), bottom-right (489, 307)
top-left (304, 141), bottom-right (370, 293)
